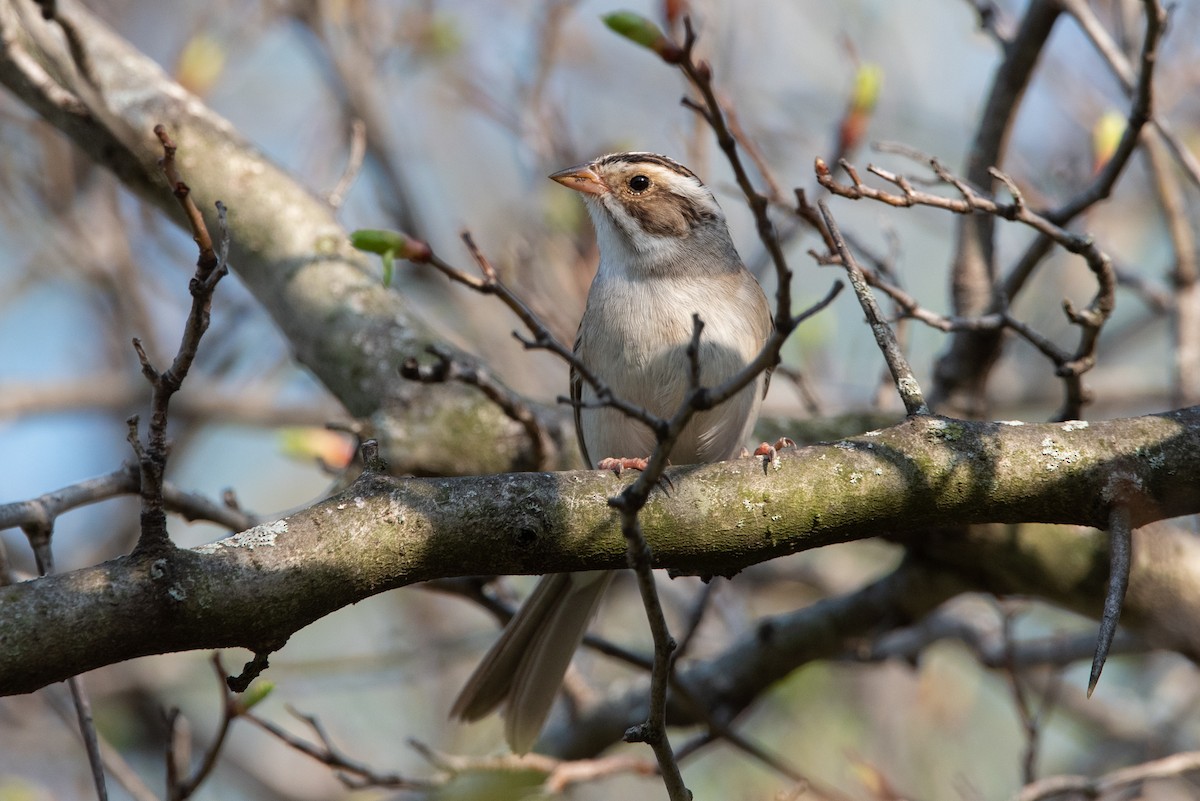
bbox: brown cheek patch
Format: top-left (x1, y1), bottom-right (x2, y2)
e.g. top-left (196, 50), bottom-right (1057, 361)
top-left (627, 196), bottom-right (689, 237)
top-left (627, 190), bottom-right (717, 238)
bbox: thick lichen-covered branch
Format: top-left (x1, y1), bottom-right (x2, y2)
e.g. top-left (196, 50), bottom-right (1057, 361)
top-left (2, 409), bottom-right (1199, 695)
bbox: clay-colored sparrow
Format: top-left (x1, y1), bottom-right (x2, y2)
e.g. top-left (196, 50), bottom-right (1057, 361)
top-left (451, 152), bottom-right (772, 753)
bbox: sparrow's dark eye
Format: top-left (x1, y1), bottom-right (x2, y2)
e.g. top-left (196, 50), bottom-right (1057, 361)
top-left (628, 174), bottom-right (651, 193)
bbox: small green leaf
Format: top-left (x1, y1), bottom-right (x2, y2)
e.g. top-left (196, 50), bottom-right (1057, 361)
top-left (349, 228), bottom-right (430, 284)
top-left (602, 11), bottom-right (665, 50)
top-left (349, 228), bottom-right (408, 256)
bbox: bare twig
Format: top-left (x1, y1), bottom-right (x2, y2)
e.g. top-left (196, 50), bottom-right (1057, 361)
top-left (66, 675), bottom-right (107, 800)
top-left (961, 0), bottom-right (1016, 44)
top-left (325, 117), bottom-right (366, 209)
top-left (407, 736), bottom-right (660, 794)
top-left (676, 19), bottom-right (794, 326)
top-left (772, 366), bottom-right (824, 417)
top-left (673, 580), bottom-right (717, 661)
top-left (167, 655), bottom-right (261, 800)
top-left (1058, 0), bottom-right (1194, 189)
top-left (997, 0), bottom-right (1166, 370)
top-left (0, 463), bottom-right (257, 535)
top-left (998, 604), bottom-right (1057, 783)
top-left (1143, 130), bottom-right (1200, 406)
top-left (859, 602), bottom-right (1143, 670)
top-left (595, 276), bottom-right (840, 799)
top-left (1047, 0), bottom-right (1167, 222)
top-left (242, 708), bottom-right (439, 791)
top-left (19, 514), bottom-right (107, 800)
top-left (0, 374), bottom-right (347, 428)
top-left (933, 0), bottom-right (1063, 418)
top-left (666, 686), bottom-right (851, 800)
top-left (817, 155), bottom-right (1117, 419)
top-left (401, 343), bottom-right (557, 470)
top-left (542, 754), bottom-right (660, 793)
top-left (127, 127), bottom-right (230, 556)
top-left (587, 21), bottom-right (849, 793)
top-left (45, 686), bottom-right (158, 801)
top-left (285, 3), bottom-right (424, 238)
top-left (406, 230), bottom-right (669, 439)
top-left (1012, 750), bottom-right (1200, 801)
top-left (818, 199), bottom-right (927, 416)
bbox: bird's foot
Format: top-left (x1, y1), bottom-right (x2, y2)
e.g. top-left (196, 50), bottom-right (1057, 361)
top-left (597, 456), bottom-right (649, 475)
top-left (752, 437), bottom-right (797, 463)
top-left (597, 456), bottom-right (674, 494)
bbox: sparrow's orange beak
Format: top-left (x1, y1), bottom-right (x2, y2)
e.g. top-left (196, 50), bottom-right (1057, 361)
top-left (549, 164), bottom-right (606, 196)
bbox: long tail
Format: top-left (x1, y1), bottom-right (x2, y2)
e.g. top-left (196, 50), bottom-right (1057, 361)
top-left (450, 570), bottom-right (613, 753)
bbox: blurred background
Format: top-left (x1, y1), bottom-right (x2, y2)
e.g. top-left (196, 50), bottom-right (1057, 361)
top-left (2, 0), bottom-right (1200, 798)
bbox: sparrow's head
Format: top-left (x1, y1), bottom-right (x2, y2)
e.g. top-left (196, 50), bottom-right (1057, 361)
top-left (550, 152), bottom-right (740, 278)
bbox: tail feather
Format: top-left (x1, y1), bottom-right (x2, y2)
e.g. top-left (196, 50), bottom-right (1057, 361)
top-left (505, 571), bottom-right (613, 753)
top-left (451, 570), bottom-right (613, 753)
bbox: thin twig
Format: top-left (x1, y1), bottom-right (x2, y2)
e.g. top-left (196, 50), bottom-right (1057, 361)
top-left (46, 686), bottom-right (159, 801)
top-left (128, 127), bottom-right (230, 556)
top-left (998, 604), bottom-right (1053, 784)
top-left (1143, 128), bottom-right (1200, 405)
top-left (818, 200), bottom-right (927, 416)
top-left (0, 463), bottom-right (257, 535)
top-left (772, 366), bottom-right (824, 416)
top-left (673, 580), bottom-right (717, 661)
top-left (676, 19), bottom-right (794, 328)
top-left (410, 230), bottom-right (669, 439)
top-left (401, 344), bottom-right (557, 470)
top-left (817, 155), bottom-right (1117, 420)
top-left (590, 19), bottom-right (849, 791)
top-left (858, 603), bottom-right (1143, 670)
top-left (20, 514), bottom-right (108, 800)
top-left (242, 708), bottom-right (439, 791)
top-left (409, 736), bottom-right (661, 794)
top-left (66, 673), bottom-right (107, 799)
top-left (325, 117), bottom-right (367, 209)
top-left (167, 655), bottom-right (246, 800)
top-left (1000, 0), bottom-right (1166, 323)
top-left (1058, 0), bottom-right (1194, 190)
top-left (1013, 750), bottom-right (1200, 801)
top-left (933, 0), bottom-right (1064, 418)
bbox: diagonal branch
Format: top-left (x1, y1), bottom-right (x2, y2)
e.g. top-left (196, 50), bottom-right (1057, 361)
top-left (0, 0), bottom-right (561, 475)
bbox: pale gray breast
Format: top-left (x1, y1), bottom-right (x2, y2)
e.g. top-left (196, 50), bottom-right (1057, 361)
top-left (574, 269), bottom-right (768, 466)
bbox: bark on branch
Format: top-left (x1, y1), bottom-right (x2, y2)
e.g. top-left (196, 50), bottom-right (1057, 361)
top-left (3, 409), bottom-right (1199, 695)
